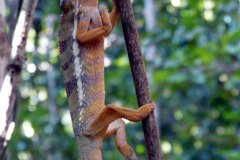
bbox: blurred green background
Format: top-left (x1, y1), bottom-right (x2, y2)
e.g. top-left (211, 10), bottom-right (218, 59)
top-left (7, 0), bottom-right (240, 159)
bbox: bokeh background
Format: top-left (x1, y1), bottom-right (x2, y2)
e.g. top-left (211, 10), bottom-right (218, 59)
top-left (7, 0), bottom-right (240, 159)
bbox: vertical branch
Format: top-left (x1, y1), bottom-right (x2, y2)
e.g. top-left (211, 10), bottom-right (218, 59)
top-left (0, 0), bottom-right (38, 158)
top-left (0, 3), bottom-right (11, 158)
top-left (116, 0), bottom-right (163, 160)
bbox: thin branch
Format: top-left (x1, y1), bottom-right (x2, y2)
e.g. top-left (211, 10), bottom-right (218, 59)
top-left (116, 0), bottom-right (163, 159)
top-left (0, 0), bottom-right (38, 158)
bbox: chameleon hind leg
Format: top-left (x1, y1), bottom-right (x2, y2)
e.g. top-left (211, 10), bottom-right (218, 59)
top-left (84, 103), bottom-right (154, 137)
top-left (104, 119), bottom-right (137, 160)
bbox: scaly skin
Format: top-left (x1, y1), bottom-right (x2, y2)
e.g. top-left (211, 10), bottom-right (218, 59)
top-left (58, 0), bottom-right (155, 159)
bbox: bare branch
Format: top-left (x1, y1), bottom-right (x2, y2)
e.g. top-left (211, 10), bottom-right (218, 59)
top-left (116, 0), bottom-right (163, 159)
top-left (0, 0), bottom-right (38, 157)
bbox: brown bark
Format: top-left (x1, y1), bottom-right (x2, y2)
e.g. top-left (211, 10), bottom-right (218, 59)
top-left (0, 0), bottom-right (38, 158)
top-left (116, 0), bottom-right (163, 159)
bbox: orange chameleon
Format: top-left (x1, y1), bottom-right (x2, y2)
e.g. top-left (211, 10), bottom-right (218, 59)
top-left (58, 0), bottom-right (155, 159)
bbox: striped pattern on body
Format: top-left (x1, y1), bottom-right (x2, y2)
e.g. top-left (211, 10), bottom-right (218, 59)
top-left (58, 4), bottom-right (105, 135)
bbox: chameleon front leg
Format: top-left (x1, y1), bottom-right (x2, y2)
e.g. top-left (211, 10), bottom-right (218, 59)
top-left (104, 119), bottom-right (137, 160)
top-left (77, 7), bottom-right (112, 43)
top-left (84, 103), bottom-right (155, 137)
top-left (77, 1), bottom-right (119, 43)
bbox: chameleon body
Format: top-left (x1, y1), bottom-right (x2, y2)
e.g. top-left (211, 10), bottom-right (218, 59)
top-left (58, 0), bottom-right (154, 159)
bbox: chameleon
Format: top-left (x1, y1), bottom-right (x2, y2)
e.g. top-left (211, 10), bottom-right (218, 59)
top-left (58, 0), bottom-right (155, 159)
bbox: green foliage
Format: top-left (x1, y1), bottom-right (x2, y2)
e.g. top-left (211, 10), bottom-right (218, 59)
top-left (8, 0), bottom-right (240, 159)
